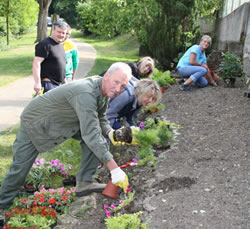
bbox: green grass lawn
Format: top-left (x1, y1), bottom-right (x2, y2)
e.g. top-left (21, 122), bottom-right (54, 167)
top-left (0, 28), bottom-right (37, 87)
top-left (72, 30), bottom-right (139, 75)
top-left (0, 30), bottom-right (140, 185)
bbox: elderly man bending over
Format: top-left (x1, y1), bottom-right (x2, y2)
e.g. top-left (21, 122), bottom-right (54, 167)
top-left (0, 62), bottom-right (134, 226)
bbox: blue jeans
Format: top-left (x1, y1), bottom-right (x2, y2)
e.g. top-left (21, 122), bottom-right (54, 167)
top-left (41, 81), bottom-right (58, 93)
top-left (177, 66), bottom-right (208, 88)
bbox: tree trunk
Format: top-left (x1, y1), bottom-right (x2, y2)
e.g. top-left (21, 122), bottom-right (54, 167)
top-left (6, 0), bottom-right (10, 46)
top-left (35, 0), bottom-right (52, 43)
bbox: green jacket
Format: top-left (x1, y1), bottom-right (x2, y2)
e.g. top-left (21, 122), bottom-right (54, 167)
top-left (21, 76), bottom-right (113, 162)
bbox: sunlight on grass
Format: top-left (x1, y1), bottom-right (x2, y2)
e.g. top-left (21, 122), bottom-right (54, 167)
top-left (0, 125), bottom-right (19, 182)
top-left (73, 31), bottom-right (140, 76)
top-left (0, 28), bottom-right (37, 87)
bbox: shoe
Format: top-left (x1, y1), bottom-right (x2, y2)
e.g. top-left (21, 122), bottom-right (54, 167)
top-left (178, 79), bottom-right (185, 85)
top-left (75, 181), bottom-right (106, 197)
top-left (180, 83), bottom-right (191, 91)
top-left (0, 209), bottom-right (5, 227)
top-left (209, 81), bottom-right (217, 86)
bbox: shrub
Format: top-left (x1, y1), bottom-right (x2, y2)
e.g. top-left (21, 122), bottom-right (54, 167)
top-left (219, 52), bottom-right (244, 79)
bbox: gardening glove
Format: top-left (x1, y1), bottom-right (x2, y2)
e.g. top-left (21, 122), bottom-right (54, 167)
top-left (108, 129), bottom-right (125, 146)
top-left (129, 126), bottom-right (140, 146)
top-left (110, 167), bottom-right (129, 192)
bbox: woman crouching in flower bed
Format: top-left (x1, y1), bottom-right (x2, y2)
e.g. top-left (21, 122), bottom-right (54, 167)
top-left (4, 187), bottom-right (76, 229)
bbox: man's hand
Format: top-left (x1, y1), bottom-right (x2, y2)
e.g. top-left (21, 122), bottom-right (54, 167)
top-left (108, 129), bottom-right (125, 146)
top-left (108, 127), bottom-right (139, 145)
top-left (34, 82), bottom-right (42, 95)
top-left (110, 167), bottom-right (129, 192)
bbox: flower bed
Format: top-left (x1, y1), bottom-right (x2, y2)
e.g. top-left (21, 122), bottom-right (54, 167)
top-left (4, 187), bottom-right (76, 228)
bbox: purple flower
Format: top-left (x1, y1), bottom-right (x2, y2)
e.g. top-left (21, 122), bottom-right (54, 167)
top-left (139, 122), bottom-right (144, 130)
top-left (68, 164), bottom-right (72, 170)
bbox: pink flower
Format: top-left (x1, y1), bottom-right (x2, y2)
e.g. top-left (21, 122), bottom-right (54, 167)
top-left (104, 204), bottom-right (108, 210)
top-left (132, 158), bottom-right (137, 163)
top-left (105, 210), bottom-right (111, 217)
top-left (39, 158), bottom-right (46, 165)
top-left (110, 203), bottom-right (116, 209)
top-left (54, 159), bottom-right (59, 165)
top-left (126, 187), bottom-right (132, 193)
top-left (68, 164), bottom-right (72, 170)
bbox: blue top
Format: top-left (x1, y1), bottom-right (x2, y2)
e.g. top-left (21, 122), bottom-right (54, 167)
top-left (177, 45), bottom-right (207, 68)
top-left (106, 80), bottom-right (141, 129)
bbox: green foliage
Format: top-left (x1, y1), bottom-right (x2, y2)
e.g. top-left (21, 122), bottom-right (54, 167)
top-left (114, 191), bottom-right (135, 213)
top-left (143, 103), bottom-right (165, 114)
top-left (152, 68), bottom-right (175, 86)
top-left (134, 129), bottom-right (160, 148)
top-left (157, 121), bottom-right (174, 147)
top-left (49, 0), bottom-right (82, 28)
top-left (7, 214), bottom-right (56, 229)
top-left (0, 0), bottom-right (38, 37)
top-left (105, 211), bottom-right (147, 229)
top-left (134, 118), bottom-right (175, 168)
top-left (219, 52), bottom-right (244, 78)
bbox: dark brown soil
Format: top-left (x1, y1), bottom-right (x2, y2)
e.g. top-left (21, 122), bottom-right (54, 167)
top-left (72, 79), bottom-right (249, 229)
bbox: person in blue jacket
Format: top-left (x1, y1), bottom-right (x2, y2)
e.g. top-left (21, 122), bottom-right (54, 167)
top-left (177, 35), bottom-right (216, 91)
top-left (106, 79), bottom-right (161, 129)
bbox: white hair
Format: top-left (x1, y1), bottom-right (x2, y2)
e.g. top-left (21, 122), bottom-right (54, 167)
top-left (107, 62), bottom-right (132, 80)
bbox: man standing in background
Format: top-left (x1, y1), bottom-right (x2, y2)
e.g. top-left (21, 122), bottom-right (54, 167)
top-left (63, 25), bottom-right (79, 82)
top-left (32, 20), bottom-right (68, 94)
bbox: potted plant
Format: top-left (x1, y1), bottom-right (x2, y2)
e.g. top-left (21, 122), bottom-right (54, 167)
top-left (218, 52), bottom-right (244, 87)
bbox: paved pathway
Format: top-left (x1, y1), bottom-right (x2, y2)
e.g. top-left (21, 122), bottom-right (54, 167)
top-left (0, 39), bottom-right (96, 132)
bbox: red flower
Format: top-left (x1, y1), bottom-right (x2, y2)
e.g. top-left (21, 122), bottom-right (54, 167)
top-left (21, 199), bottom-right (26, 204)
top-left (40, 197), bottom-right (45, 203)
top-left (154, 108), bottom-right (158, 112)
top-left (62, 196), bottom-right (68, 201)
top-left (49, 198), bottom-right (56, 204)
top-left (50, 211), bottom-right (56, 216)
top-left (6, 212), bottom-right (11, 217)
top-left (33, 201), bottom-right (37, 206)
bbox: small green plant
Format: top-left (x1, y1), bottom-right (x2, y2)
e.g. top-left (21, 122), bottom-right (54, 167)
top-left (105, 211), bottom-right (147, 229)
top-left (219, 52), bottom-right (244, 79)
top-left (134, 118), bottom-right (175, 168)
top-left (6, 210), bottom-right (56, 229)
top-left (152, 68), bottom-right (175, 87)
top-left (143, 103), bottom-right (165, 114)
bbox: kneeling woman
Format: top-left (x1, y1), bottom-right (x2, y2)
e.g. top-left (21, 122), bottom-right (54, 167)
top-left (106, 79), bottom-right (161, 130)
top-left (177, 35), bottom-right (215, 91)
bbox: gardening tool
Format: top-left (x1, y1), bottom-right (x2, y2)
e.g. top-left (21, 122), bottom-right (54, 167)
top-left (120, 161), bottom-right (138, 169)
